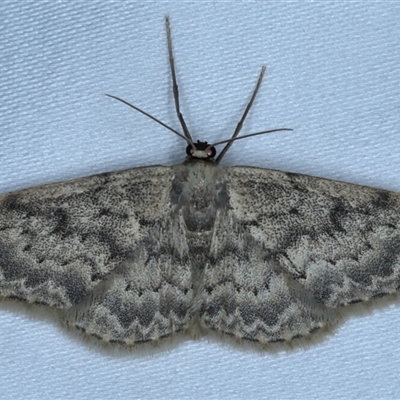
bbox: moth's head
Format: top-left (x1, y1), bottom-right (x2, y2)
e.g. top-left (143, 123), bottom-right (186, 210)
top-left (186, 140), bottom-right (217, 161)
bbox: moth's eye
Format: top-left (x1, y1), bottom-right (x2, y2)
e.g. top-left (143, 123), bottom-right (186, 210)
top-left (186, 145), bottom-right (194, 156)
top-left (207, 146), bottom-right (216, 158)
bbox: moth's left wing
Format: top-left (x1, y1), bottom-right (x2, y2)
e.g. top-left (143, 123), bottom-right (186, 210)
top-left (198, 166), bottom-right (400, 343)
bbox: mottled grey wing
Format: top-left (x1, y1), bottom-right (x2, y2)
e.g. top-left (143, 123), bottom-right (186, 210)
top-left (198, 166), bottom-right (400, 343)
top-left (0, 166), bottom-right (194, 344)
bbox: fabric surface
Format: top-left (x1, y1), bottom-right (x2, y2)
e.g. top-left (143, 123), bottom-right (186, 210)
top-left (1, 2), bottom-right (400, 399)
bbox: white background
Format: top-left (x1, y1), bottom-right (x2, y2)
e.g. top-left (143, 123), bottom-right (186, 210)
top-left (1, 2), bottom-right (400, 399)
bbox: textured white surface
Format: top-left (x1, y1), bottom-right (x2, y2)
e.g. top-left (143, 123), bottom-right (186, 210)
top-left (1, 2), bottom-right (400, 399)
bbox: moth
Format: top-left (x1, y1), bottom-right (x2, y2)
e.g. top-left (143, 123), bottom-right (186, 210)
top-left (1, 16), bottom-right (399, 347)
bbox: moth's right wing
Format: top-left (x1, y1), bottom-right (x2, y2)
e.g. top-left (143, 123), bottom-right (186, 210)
top-left (0, 166), bottom-right (194, 344)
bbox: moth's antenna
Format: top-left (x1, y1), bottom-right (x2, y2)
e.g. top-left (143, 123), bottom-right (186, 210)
top-left (105, 94), bottom-right (190, 143)
top-left (211, 127), bottom-right (293, 147)
top-left (215, 66), bottom-right (266, 164)
top-left (165, 15), bottom-right (193, 142)
top-left (105, 16), bottom-right (197, 149)
top-left (107, 17), bottom-right (291, 160)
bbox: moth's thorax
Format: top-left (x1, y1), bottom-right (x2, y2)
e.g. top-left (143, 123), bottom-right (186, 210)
top-left (171, 161), bottom-right (229, 231)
